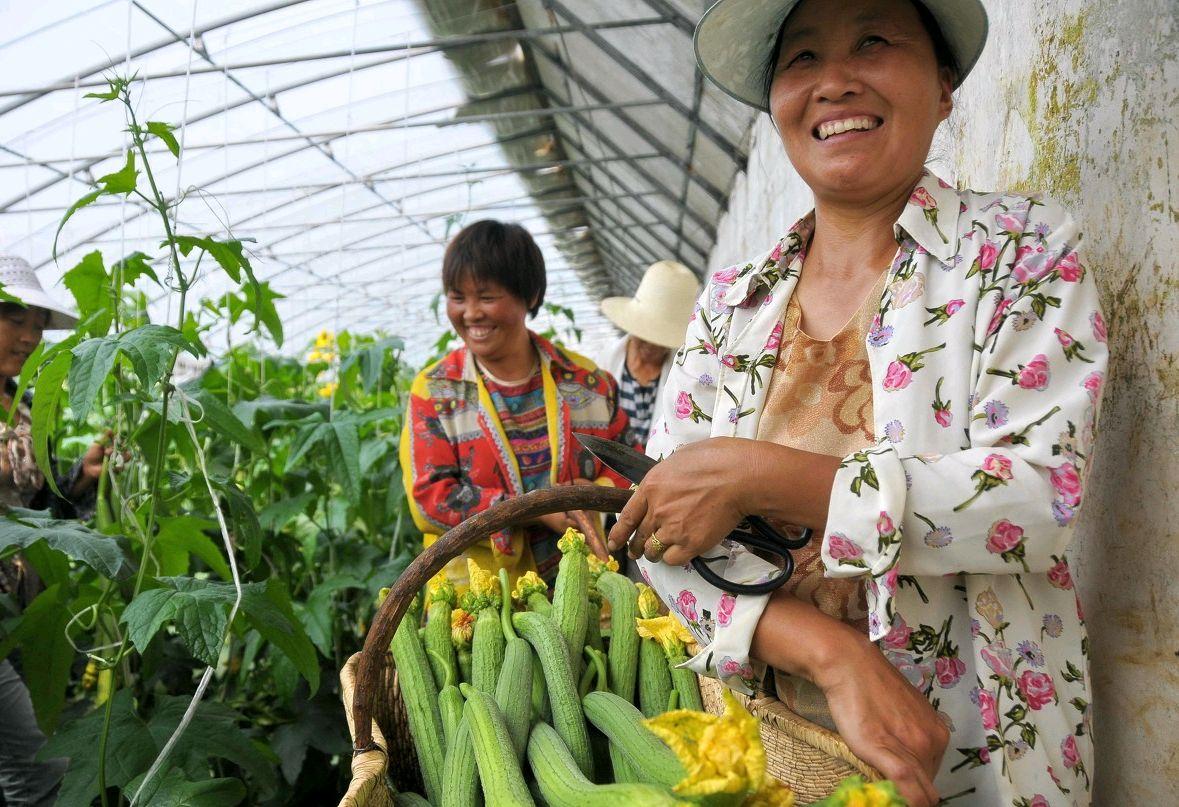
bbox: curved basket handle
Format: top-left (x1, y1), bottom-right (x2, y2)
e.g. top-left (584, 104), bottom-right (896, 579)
top-left (352, 484), bottom-right (633, 751)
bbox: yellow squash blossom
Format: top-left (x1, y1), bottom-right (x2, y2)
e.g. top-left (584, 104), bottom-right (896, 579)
top-left (317, 381), bottom-right (338, 398)
top-left (512, 570), bottom-right (548, 604)
top-left (450, 608), bottom-right (474, 648)
top-left (460, 558), bottom-right (500, 611)
top-left (315, 329), bottom-right (335, 349)
top-left (636, 615), bottom-right (694, 658)
top-left (811, 777), bottom-right (904, 807)
top-left (644, 689), bottom-right (794, 807)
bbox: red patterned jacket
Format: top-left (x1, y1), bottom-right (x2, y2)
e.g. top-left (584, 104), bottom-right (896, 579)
top-left (400, 332), bottom-right (633, 583)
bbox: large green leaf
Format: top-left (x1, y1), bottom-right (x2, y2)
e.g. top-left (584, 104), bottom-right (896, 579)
top-left (0, 508), bottom-right (133, 579)
top-left (283, 417), bottom-right (328, 473)
top-left (171, 236), bottom-right (255, 285)
top-left (53, 150), bottom-right (138, 259)
top-left (284, 416), bottom-right (361, 501)
top-left (258, 491), bottom-right (316, 532)
top-left (112, 250), bottom-right (160, 286)
top-left (154, 516), bottom-right (233, 581)
top-left (241, 578), bottom-right (320, 693)
top-left (29, 350), bottom-right (71, 489)
top-left (67, 337), bottom-right (120, 423)
top-left (340, 336), bottom-right (404, 393)
top-left (120, 576), bottom-right (235, 666)
top-left (244, 280), bottom-right (284, 347)
top-left (39, 689), bottom-right (157, 806)
top-left (146, 696), bottom-right (277, 798)
top-left (326, 419), bottom-right (362, 502)
top-left (145, 121), bottom-right (181, 158)
top-left (211, 479), bottom-right (262, 569)
top-left (298, 574), bottom-right (366, 658)
top-left (69, 325), bottom-right (203, 422)
top-left (232, 397), bottom-right (326, 431)
top-left (62, 250), bottom-right (112, 336)
top-left (270, 693), bottom-right (351, 785)
top-left (187, 386), bottom-right (264, 453)
top-left (118, 324), bottom-right (204, 382)
top-left (0, 584), bottom-right (97, 732)
top-left (128, 768), bottom-right (245, 807)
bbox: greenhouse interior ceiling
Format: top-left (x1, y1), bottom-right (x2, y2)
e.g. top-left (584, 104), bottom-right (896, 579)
top-left (0, 0), bottom-right (756, 360)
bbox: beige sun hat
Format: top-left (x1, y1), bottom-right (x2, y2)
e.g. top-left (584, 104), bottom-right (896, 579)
top-left (694, 0), bottom-right (989, 111)
top-left (600, 260), bottom-right (701, 350)
top-left (0, 256), bottom-right (79, 330)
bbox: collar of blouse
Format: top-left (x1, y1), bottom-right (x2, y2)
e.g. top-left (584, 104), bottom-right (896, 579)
top-left (721, 169), bottom-right (961, 308)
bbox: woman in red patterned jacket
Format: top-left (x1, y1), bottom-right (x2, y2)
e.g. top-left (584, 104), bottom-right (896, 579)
top-left (400, 220), bottom-right (634, 585)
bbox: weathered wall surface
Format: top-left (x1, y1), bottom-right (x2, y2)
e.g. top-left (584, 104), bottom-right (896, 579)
top-left (706, 1), bottom-right (1178, 801)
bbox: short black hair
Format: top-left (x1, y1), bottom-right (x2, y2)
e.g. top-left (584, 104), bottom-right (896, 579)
top-left (760, 0), bottom-right (961, 107)
top-left (442, 220), bottom-right (546, 317)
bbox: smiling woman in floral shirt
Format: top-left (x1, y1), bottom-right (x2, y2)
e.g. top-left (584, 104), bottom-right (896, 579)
top-left (607, 0), bottom-right (1105, 805)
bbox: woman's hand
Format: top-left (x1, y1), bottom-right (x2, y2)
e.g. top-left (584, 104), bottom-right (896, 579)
top-left (73, 430), bottom-right (122, 496)
top-left (605, 438), bottom-right (840, 566)
top-left (606, 437), bottom-right (752, 566)
top-left (751, 593), bottom-right (947, 807)
top-left (534, 511), bottom-right (577, 534)
top-left (818, 643), bottom-right (948, 807)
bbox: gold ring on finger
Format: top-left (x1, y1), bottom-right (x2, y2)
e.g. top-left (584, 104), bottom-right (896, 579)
top-left (646, 534), bottom-right (667, 559)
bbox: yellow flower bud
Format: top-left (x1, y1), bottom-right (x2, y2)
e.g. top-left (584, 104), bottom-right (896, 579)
top-left (557, 527), bottom-right (588, 556)
top-left (587, 553), bottom-right (619, 580)
top-left (317, 381), bottom-right (338, 398)
top-left (427, 572), bottom-right (456, 606)
top-left (636, 583), bottom-right (663, 619)
top-left (512, 571), bottom-right (548, 604)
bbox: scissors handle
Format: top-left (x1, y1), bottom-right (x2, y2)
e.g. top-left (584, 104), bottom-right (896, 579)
top-left (688, 521), bottom-right (814, 595)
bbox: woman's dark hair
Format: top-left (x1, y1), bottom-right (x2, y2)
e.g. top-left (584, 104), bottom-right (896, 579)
top-left (0, 302), bottom-right (48, 326)
top-left (442, 220), bottom-right (546, 317)
top-left (760, 0), bottom-right (961, 106)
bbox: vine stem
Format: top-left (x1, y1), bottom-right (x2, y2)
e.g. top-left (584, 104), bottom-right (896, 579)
top-left (97, 83), bottom-right (194, 807)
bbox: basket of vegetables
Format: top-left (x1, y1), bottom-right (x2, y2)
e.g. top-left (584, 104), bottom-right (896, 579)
top-left (340, 485), bottom-right (898, 806)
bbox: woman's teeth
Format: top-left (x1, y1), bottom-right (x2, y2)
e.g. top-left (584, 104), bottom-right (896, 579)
top-left (467, 326), bottom-right (493, 339)
top-left (817, 116), bottom-right (880, 140)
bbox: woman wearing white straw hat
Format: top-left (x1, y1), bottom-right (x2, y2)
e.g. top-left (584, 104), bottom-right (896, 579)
top-left (608, 1), bottom-right (1103, 804)
top-left (597, 260), bottom-right (700, 445)
top-left (0, 255), bottom-right (110, 806)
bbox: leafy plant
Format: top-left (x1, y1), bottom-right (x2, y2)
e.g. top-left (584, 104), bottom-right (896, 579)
top-left (0, 75), bottom-right (422, 805)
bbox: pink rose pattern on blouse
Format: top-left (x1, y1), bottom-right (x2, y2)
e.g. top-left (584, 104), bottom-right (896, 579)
top-left (638, 171), bottom-right (1105, 805)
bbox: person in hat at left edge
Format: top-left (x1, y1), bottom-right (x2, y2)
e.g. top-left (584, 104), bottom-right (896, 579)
top-left (595, 260), bottom-right (701, 447)
top-left (0, 254), bottom-right (114, 807)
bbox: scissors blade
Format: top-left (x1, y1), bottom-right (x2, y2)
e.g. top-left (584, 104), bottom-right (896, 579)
top-left (574, 433), bottom-right (655, 485)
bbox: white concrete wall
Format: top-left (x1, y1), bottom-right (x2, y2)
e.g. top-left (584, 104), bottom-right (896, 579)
top-left (706, 1), bottom-right (1179, 802)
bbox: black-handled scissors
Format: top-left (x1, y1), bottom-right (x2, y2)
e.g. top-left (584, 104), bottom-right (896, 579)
top-left (575, 434), bottom-right (812, 595)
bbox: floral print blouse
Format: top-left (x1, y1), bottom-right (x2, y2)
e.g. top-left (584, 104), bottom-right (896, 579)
top-left (638, 170), bottom-right (1106, 806)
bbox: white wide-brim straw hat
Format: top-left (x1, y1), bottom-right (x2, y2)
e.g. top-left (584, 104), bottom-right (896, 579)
top-left (0, 255), bottom-right (79, 330)
top-left (694, 0), bottom-right (989, 111)
top-left (600, 260), bottom-right (701, 350)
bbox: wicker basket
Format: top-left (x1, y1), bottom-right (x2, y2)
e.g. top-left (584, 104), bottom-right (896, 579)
top-left (699, 675), bottom-right (881, 802)
top-left (339, 484), bottom-right (879, 805)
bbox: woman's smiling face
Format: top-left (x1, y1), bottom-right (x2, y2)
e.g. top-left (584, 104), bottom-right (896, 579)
top-left (768, 0), bottom-right (953, 204)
